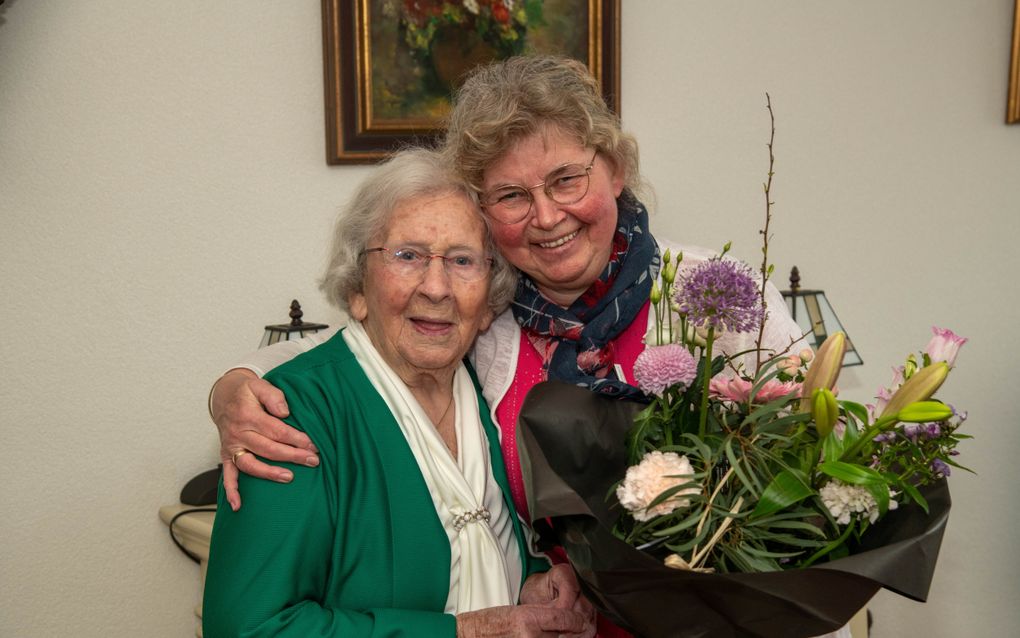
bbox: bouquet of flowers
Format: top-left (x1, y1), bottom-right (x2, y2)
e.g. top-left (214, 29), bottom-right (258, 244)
top-left (516, 104), bottom-right (970, 638)
top-left (614, 249), bottom-right (968, 575)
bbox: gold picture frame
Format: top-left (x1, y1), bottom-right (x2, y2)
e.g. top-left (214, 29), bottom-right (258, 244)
top-left (321, 0), bottom-right (621, 164)
top-left (1009, 0), bottom-right (1020, 123)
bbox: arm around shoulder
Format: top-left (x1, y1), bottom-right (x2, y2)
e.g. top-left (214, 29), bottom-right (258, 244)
top-left (223, 326), bottom-right (340, 379)
top-left (210, 366), bottom-right (319, 511)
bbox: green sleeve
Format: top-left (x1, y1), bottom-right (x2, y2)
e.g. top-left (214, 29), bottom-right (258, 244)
top-left (202, 371), bottom-right (455, 638)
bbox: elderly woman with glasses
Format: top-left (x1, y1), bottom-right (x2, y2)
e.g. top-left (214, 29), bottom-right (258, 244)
top-left (202, 148), bottom-right (595, 638)
top-left (208, 56), bottom-right (847, 637)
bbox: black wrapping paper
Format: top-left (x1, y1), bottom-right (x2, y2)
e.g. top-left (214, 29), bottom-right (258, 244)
top-left (517, 381), bottom-right (951, 638)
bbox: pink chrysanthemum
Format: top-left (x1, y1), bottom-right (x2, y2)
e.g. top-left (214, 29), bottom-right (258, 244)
top-left (633, 344), bottom-right (698, 396)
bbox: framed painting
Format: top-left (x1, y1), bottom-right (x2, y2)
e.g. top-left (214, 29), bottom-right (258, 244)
top-left (1009, 0), bottom-right (1020, 124)
top-left (321, 0), bottom-right (621, 164)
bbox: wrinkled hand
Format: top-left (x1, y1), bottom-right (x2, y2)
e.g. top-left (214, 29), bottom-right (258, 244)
top-left (519, 565), bottom-right (596, 633)
top-left (520, 564), bottom-right (589, 609)
top-left (456, 602), bottom-right (594, 638)
top-left (211, 369), bottom-right (319, 511)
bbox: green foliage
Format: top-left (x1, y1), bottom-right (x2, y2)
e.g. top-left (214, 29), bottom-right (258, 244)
top-left (614, 291), bottom-right (967, 574)
top-left (611, 106), bottom-right (968, 575)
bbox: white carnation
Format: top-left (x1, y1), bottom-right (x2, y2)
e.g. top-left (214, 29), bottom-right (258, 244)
top-left (617, 451), bottom-right (700, 522)
top-left (819, 479), bottom-right (899, 525)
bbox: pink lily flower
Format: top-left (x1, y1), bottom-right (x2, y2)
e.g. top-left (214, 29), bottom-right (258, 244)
top-left (925, 326), bottom-right (968, 368)
top-left (710, 377), bottom-right (801, 405)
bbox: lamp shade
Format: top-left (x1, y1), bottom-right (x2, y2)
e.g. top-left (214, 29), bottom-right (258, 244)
top-left (260, 300), bottom-right (329, 348)
top-left (780, 267), bottom-right (862, 367)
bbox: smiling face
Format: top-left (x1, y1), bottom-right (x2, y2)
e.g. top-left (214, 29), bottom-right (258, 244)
top-left (348, 191), bottom-right (494, 382)
top-left (480, 126), bottom-right (626, 307)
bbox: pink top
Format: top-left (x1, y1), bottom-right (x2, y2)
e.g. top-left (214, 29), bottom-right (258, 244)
top-left (496, 301), bottom-right (650, 519)
top-left (496, 303), bottom-right (649, 638)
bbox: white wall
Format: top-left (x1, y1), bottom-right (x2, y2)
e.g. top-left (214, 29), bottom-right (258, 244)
top-left (1, 1), bottom-right (1016, 636)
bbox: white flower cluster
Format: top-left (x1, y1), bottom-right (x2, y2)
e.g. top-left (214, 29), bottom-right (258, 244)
top-left (819, 479), bottom-right (899, 525)
top-left (617, 451), bottom-right (700, 522)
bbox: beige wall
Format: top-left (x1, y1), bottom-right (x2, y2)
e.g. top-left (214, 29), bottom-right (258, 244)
top-left (1, 1), bottom-right (1017, 636)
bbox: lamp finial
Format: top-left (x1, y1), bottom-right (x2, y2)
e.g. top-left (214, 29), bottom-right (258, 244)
top-left (289, 300), bottom-right (304, 326)
top-left (783, 263), bottom-right (799, 293)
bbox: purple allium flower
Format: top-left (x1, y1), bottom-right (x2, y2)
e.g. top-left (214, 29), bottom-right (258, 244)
top-left (633, 343), bottom-right (698, 396)
top-left (673, 259), bottom-right (764, 334)
top-left (931, 458), bottom-right (951, 478)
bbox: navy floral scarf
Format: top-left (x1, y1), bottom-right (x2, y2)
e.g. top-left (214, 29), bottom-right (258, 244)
top-left (511, 192), bottom-right (660, 398)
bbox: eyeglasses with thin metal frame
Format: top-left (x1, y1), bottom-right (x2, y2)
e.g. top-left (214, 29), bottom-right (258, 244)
top-left (480, 150), bottom-right (599, 225)
top-left (363, 246), bottom-right (494, 282)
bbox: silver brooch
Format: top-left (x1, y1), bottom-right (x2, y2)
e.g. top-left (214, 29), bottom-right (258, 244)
top-left (452, 507), bottom-right (492, 532)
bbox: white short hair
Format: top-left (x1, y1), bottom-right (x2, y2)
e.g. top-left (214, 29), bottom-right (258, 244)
top-left (318, 147), bottom-right (517, 316)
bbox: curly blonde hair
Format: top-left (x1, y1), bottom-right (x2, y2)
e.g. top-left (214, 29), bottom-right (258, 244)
top-left (444, 55), bottom-right (642, 196)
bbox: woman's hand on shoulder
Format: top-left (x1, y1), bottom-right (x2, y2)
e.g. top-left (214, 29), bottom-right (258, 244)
top-left (456, 602), bottom-right (595, 637)
top-left (210, 369), bottom-right (320, 511)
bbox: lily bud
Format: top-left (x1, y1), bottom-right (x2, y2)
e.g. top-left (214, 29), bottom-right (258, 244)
top-left (812, 388), bottom-right (839, 437)
top-left (650, 279), bottom-right (662, 305)
top-left (880, 362), bottom-right (949, 419)
top-left (897, 401), bottom-right (954, 423)
top-left (684, 324), bottom-right (708, 347)
top-left (799, 332), bottom-right (847, 412)
top-left (663, 248), bottom-right (672, 266)
top-left (903, 354), bottom-right (918, 380)
top-left (663, 261), bottom-right (678, 285)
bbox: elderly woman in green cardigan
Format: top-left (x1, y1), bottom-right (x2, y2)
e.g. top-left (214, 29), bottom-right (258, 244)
top-left (202, 149), bottom-right (595, 638)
